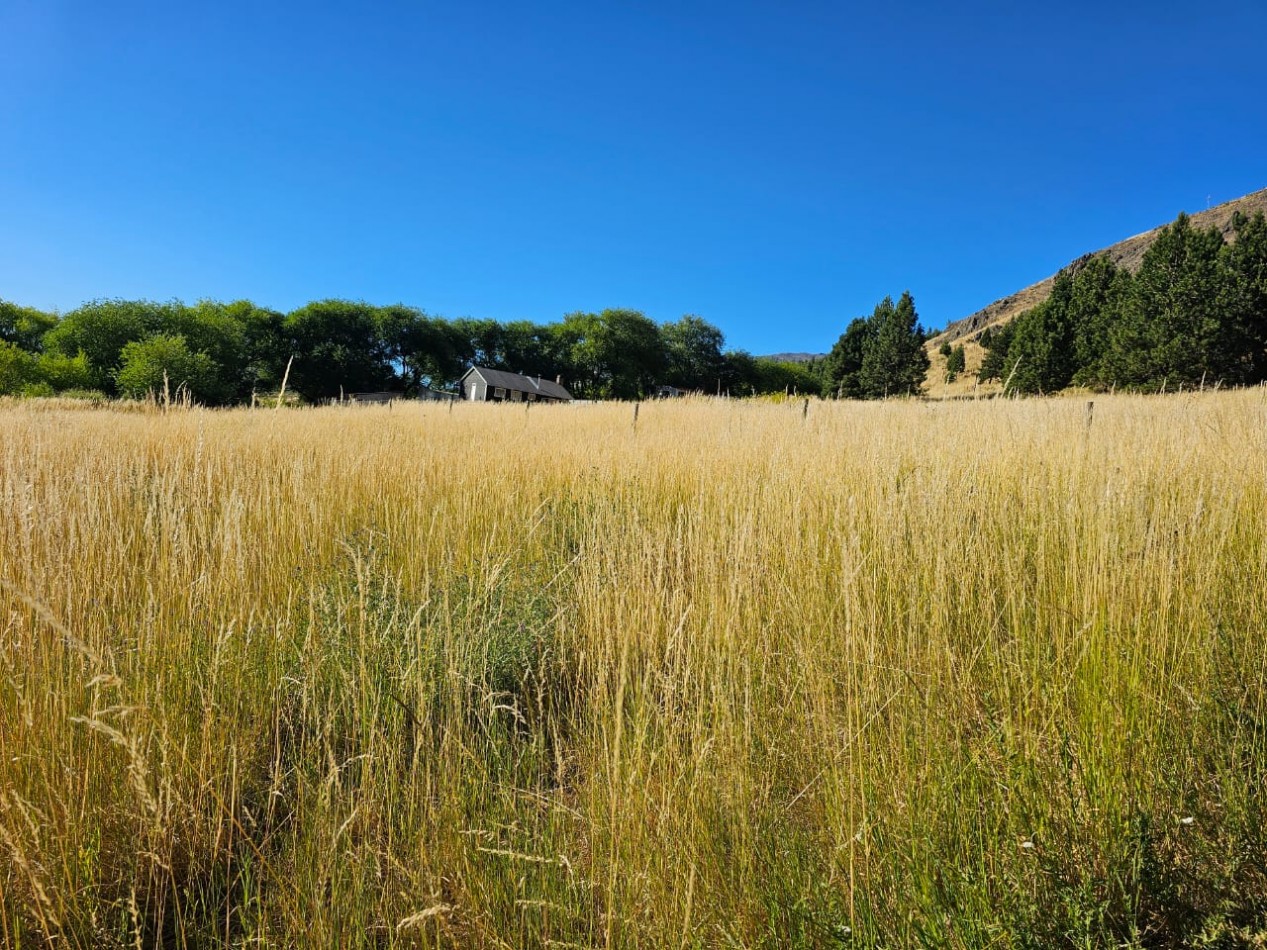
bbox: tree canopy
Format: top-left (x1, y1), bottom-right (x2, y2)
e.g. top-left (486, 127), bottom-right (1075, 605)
top-left (820, 293), bottom-right (929, 399)
top-left (0, 297), bottom-right (816, 403)
top-left (9, 212), bottom-right (1264, 406)
top-left (980, 211), bottom-right (1267, 394)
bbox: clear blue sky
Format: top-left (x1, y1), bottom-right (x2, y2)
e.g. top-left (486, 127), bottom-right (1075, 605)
top-left (2, 1), bottom-right (1264, 354)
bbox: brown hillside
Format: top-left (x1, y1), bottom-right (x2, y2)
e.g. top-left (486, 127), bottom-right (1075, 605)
top-left (931, 187), bottom-right (1267, 350)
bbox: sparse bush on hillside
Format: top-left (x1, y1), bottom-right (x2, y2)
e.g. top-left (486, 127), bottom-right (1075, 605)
top-left (978, 321), bottom-right (1015, 382)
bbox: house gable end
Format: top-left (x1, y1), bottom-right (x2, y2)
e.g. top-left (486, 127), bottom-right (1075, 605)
top-left (465, 366), bottom-right (572, 401)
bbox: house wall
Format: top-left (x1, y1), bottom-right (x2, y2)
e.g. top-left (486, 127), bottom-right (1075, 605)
top-left (462, 372), bottom-right (570, 403)
top-left (465, 376), bottom-right (487, 401)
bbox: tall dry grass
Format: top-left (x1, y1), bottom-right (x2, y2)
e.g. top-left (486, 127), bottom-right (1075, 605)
top-left (1, 393), bottom-right (1266, 948)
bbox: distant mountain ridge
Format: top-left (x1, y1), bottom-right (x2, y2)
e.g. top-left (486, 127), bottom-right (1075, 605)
top-left (932, 187), bottom-right (1267, 347)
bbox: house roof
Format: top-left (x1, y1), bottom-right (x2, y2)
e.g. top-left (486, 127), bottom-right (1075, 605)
top-left (463, 366), bottom-right (572, 400)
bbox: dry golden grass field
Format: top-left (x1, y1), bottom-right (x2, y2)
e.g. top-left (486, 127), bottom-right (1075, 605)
top-left (2, 393), bottom-right (1267, 948)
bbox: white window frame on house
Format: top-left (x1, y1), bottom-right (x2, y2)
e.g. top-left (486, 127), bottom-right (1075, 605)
top-left (493, 387), bottom-right (506, 399)
top-left (510, 389), bottom-right (523, 402)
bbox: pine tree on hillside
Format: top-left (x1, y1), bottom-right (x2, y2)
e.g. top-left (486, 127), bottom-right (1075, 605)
top-left (972, 210), bottom-right (1266, 395)
top-left (1004, 271), bottom-right (1079, 394)
top-left (859, 291), bottom-right (928, 398)
top-left (1116, 213), bottom-right (1228, 388)
top-left (977, 322), bottom-right (1014, 382)
top-left (1222, 211), bottom-right (1267, 384)
top-left (1069, 256), bottom-right (1130, 388)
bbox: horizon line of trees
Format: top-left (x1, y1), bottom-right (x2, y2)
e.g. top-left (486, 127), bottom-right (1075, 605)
top-left (978, 210), bottom-right (1267, 394)
top-left (14, 207), bottom-right (1257, 410)
top-left (1, 300), bottom-right (828, 404)
top-left (0, 286), bottom-right (944, 406)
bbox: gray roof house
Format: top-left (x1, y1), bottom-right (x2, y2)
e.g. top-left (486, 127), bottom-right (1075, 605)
top-left (460, 367), bottom-right (573, 403)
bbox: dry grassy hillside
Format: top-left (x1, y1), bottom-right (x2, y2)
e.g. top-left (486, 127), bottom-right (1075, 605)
top-left (3, 395), bottom-right (1267, 947)
top-left (923, 187), bottom-right (1267, 397)
top-left (933, 187), bottom-right (1267, 348)
top-left (921, 338), bottom-right (995, 400)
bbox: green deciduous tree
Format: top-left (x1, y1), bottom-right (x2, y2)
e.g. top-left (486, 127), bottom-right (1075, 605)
top-left (562, 309), bottom-right (666, 399)
top-left (553, 312), bottom-right (601, 398)
top-left (284, 300), bottom-right (396, 402)
top-left (752, 358), bottom-right (823, 396)
top-left (37, 351), bottom-right (96, 392)
top-left (663, 315), bottom-right (726, 392)
top-left (234, 301), bottom-right (290, 392)
top-left (45, 299), bottom-right (160, 392)
top-left (168, 301), bottom-right (250, 396)
top-left (377, 306), bottom-right (467, 391)
top-left (114, 334), bottom-right (223, 402)
top-left (498, 320), bottom-right (553, 378)
top-left (0, 341), bottom-right (39, 395)
top-left (594, 309), bottom-right (667, 399)
top-left (719, 349), bottom-right (758, 395)
top-left (449, 317), bottom-right (505, 370)
top-left (0, 301), bottom-right (58, 353)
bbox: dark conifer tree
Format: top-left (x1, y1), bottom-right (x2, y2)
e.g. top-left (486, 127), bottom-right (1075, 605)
top-left (822, 317), bottom-right (872, 398)
top-left (859, 291), bottom-right (928, 398)
top-left (1004, 271), bottom-right (1078, 394)
top-left (977, 321), bottom-right (1014, 382)
top-left (1222, 211), bottom-right (1267, 383)
top-left (1120, 213), bottom-right (1228, 388)
top-left (1069, 256), bottom-right (1130, 389)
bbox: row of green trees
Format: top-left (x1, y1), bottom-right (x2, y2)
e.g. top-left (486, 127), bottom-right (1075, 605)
top-left (8, 211), bottom-right (1264, 405)
top-left (979, 211), bottom-right (1267, 393)
top-left (0, 299), bottom-right (827, 403)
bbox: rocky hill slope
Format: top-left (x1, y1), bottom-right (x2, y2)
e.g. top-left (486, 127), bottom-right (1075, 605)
top-left (922, 187), bottom-right (1267, 398)
top-left (932, 187), bottom-right (1267, 349)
